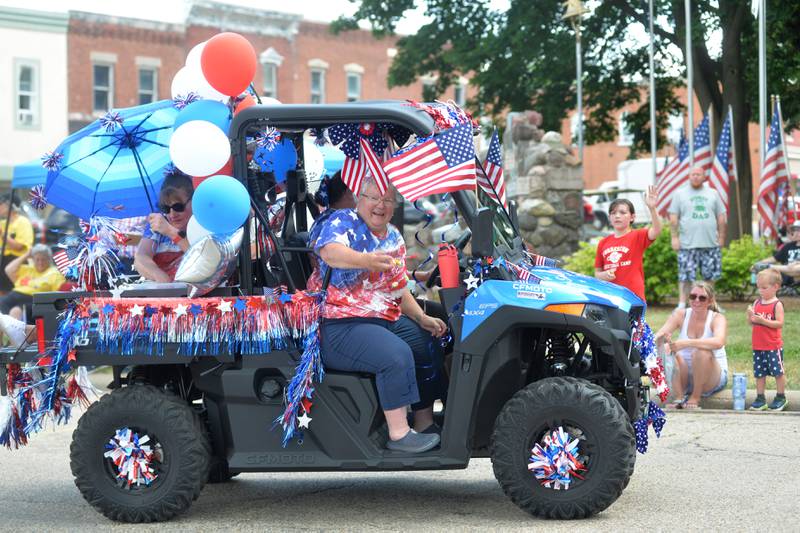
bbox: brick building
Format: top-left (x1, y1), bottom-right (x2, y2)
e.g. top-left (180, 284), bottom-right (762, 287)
top-left (66, 1), bottom-right (468, 133)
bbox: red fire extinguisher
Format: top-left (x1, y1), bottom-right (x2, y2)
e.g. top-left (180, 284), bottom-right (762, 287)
top-left (437, 243), bottom-right (459, 288)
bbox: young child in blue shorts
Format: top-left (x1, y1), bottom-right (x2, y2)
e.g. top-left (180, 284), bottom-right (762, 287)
top-left (746, 268), bottom-right (787, 411)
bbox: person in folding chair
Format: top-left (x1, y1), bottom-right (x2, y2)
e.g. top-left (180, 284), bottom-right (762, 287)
top-left (0, 244), bottom-right (64, 347)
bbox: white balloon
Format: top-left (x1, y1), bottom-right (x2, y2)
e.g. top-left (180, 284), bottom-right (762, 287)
top-left (170, 120), bottom-right (231, 177)
top-left (186, 215), bottom-right (212, 245)
top-left (170, 66), bottom-right (228, 103)
top-left (303, 140), bottom-right (325, 182)
top-left (185, 41), bottom-right (206, 70)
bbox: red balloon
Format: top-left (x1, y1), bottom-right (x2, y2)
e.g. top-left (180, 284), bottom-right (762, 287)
top-left (193, 157), bottom-right (234, 189)
top-left (201, 32), bottom-right (257, 97)
top-left (234, 95), bottom-right (256, 116)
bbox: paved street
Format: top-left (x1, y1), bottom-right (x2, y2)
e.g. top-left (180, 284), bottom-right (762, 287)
top-left (1, 410), bottom-right (797, 532)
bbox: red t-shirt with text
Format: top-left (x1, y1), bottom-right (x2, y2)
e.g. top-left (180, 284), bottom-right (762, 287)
top-left (594, 228), bottom-right (654, 301)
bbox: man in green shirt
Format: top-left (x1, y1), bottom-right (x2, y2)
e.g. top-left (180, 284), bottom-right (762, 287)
top-left (668, 166), bottom-right (727, 309)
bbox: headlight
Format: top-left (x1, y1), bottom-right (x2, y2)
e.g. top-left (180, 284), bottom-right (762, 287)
top-left (582, 304), bottom-right (609, 327)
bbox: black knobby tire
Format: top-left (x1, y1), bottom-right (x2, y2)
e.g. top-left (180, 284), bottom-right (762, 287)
top-left (490, 376), bottom-right (636, 519)
top-left (70, 384), bottom-right (211, 523)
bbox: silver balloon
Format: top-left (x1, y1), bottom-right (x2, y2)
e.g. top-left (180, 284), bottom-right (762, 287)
top-left (174, 228), bottom-right (244, 297)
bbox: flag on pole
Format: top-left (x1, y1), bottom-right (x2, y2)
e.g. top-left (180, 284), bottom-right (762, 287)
top-left (708, 109), bottom-right (735, 212)
top-left (476, 129), bottom-right (507, 208)
top-left (53, 248), bottom-right (80, 275)
top-left (384, 123), bottom-right (476, 202)
top-left (358, 138), bottom-right (389, 195)
top-left (757, 100), bottom-right (790, 240)
top-left (655, 114), bottom-right (712, 216)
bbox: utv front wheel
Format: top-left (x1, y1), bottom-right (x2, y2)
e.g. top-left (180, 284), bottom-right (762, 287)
top-left (490, 377), bottom-right (636, 519)
top-left (70, 384), bottom-right (211, 522)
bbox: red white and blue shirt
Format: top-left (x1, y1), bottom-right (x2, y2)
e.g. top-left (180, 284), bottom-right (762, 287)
top-left (313, 209), bottom-right (407, 321)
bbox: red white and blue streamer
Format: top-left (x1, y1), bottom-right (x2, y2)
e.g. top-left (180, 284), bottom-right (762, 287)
top-left (528, 426), bottom-right (586, 490)
top-left (634, 401), bottom-right (666, 454)
top-left (104, 427), bottom-right (158, 486)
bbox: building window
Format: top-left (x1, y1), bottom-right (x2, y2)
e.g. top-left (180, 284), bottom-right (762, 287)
top-left (93, 63), bottom-right (114, 112)
top-left (346, 73), bottom-right (361, 102)
top-left (15, 60), bottom-right (39, 129)
top-left (311, 69), bottom-right (325, 104)
top-left (667, 113), bottom-right (684, 146)
top-left (138, 67), bottom-right (157, 105)
top-left (570, 113), bottom-right (585, 144)
top-left (618, 111), bottom-right (634, 146)
top-left (263, 63), bottom-right (277, 98)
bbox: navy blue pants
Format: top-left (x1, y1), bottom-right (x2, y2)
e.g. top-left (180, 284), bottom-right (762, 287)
top-left (320, 316), bottom-right (447, 411)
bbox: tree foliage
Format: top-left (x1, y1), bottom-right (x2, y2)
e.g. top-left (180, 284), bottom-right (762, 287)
top-left (335, 0), bottom-right (800, 238)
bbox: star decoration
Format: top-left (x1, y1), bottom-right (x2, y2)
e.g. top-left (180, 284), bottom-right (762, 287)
top-left (234, 298), bottom-right (248, 312)
top-left (174, 304), bottom-right (188, 317)
top-left (279, 293), bottom-right (293, 304)
top-left (102, 303), bottom-right (115, 315)
top-left (109, 285), bottom-right (125, 299)
top-left (297, 412), bottom-right (312, 429)
top-left (130, 304), bottom-right (144, 317)
top-left (217, 300), bottom-right (233, 314)
top-left (189, 303), bottom-right (203, 316)
top-left (464, 273), bottom-right (480, 290)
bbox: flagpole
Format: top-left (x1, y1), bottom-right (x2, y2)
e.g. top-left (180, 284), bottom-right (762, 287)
top-left (728, 105), bottom-right (743, 237)
top-left (758, 0), bottom-right (767, 171)
top-left (685, 0), bottom-right (694, 165)
top-left (648, 0), bottom-right (657, 185)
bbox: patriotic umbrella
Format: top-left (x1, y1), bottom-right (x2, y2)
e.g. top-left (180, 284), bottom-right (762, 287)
top-left (11, 159), bottom-right (48, 189)
top-left (42, 100), bottom-right (179, 220)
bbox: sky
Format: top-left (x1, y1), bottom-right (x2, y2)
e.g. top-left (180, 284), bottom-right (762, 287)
top-left (0, 0), bottom-right (430, 34)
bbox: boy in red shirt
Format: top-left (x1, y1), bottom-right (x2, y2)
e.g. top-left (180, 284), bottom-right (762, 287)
top-left (594, 186), bottom-right (661, 301)
top-left (747, 268), bottom-right (787, 411)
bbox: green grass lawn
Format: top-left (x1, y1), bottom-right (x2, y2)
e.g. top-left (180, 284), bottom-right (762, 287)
top-left (646, 298), bottom-right (799, 390)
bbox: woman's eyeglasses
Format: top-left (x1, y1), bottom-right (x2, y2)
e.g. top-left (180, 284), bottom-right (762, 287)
top-left (159, 202), bottom-right (188, 214)
top-left (361, 193), bottom-right (396, 207)
top-left (689, 293), bottom-right (708, 302)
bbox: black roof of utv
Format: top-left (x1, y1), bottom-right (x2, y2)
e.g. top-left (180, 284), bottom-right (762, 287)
top-left (229, 100), bottom-right (437, 140)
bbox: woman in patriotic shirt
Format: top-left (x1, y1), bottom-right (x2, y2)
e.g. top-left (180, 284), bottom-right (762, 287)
top-left (314, 177), bottom-right (446, 454)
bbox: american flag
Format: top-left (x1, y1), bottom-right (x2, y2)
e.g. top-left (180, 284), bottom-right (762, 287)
top-left (53, 247), bottom-right (80, 275)
top-left (708, 109), bottom-right (735, 212)
top-left (384, 123), bottom-right (476, 202)
top-left (758, 100), bottom-right (790, 240)
top-left (477, 129), bottom-right (507, 208)
top-left (655, 114), bottom-right (712, 216)
top-left (359, 137), bottom-right (389, 195)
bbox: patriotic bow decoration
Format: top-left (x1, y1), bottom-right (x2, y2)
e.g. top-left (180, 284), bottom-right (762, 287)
top-left (633, 401), bottom-right (666, 454)
top-left (633, 320), bottom-right (670, 402)
top-left (329, 123), bottom-right (391, 195)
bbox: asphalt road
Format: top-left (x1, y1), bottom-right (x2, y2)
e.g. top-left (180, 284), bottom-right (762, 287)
top-left (1, 410), bottom-right (797, 532)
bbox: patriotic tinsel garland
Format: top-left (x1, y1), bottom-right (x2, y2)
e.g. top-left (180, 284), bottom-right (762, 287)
top-left (0, 290), bottom-right (325, 449)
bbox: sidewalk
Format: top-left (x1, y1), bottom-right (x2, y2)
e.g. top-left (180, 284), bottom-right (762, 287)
top-left (656, 388), bottom-right (799, 412)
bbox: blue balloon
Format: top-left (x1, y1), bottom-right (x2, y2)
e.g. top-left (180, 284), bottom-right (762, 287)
top-left (254, 138), bottom-right (297, 183)
top-left (192, 175), bottom-right (250, 234)
top-left (174, 100), bottom-right (231, 133)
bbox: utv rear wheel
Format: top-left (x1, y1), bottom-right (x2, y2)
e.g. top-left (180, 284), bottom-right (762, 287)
top-left (490, 377), bottom-right (636, 519)
top-left (70, 384), bottom-right (211, 523)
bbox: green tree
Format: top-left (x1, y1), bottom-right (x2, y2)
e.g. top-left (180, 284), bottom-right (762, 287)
top-left (334, 0), bottom-right (800, 239)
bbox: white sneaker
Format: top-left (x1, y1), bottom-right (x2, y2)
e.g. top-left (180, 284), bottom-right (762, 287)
top-left (0, 313), bottom-right (31, 347)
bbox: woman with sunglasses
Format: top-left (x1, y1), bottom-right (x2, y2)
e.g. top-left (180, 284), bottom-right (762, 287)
top-left (654, 281), bottom-right (728, 409)
top-left (134, 174), bottom-right (194, 282)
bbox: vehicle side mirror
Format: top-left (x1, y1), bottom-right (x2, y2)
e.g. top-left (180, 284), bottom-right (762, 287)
top-left (472, 207), bottom-right (494, 258)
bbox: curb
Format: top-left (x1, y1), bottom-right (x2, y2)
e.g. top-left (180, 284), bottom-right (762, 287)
top-left (655, 388), bottom-right (799, 412)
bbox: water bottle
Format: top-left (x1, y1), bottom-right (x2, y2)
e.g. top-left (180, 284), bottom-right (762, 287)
top-left (732, 373), bottom-right (747, 411)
